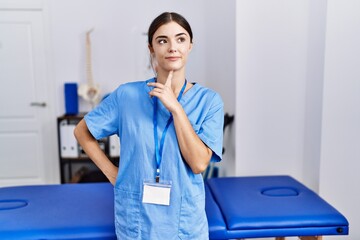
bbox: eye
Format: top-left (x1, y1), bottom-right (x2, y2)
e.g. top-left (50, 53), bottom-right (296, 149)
top-left (158, 39), bottom-right (167, 44)
top-left (177, 37), bottom-right (186, 43)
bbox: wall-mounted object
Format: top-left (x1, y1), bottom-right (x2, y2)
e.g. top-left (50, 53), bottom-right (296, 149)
top-left (78, 28), bottom-right (101, 108)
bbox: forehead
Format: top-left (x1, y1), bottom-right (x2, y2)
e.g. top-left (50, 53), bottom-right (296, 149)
top-left (153, 21), bottom-right (189, 38)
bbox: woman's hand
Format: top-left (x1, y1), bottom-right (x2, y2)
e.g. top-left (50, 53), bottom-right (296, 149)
top-left (147, 71), bottom-right (181, 113)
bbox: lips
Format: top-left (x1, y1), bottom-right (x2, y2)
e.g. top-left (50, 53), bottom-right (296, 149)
top-left (166, 56), bottom-right (181, 61)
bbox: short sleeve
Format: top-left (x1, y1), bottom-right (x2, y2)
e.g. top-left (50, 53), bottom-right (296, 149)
top-left (84, 89), bottom-right (120, 140)
top-left (198, 93), bottom-right (224, 162)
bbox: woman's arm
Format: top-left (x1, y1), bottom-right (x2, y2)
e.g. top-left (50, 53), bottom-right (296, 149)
top-left (74, 119), bottom-right (118, 185)
top-left (148, 71), bottom-right (212, 174)
top-left (171, 106), bottom-right (212, 174)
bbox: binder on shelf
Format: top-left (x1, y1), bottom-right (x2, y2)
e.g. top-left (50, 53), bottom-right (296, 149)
top-left (59, 121), bottom-right (79, 158)
top-left (109, 134), bottom-right (120, 158)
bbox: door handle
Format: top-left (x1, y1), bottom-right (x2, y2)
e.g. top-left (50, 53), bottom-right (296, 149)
top-left (30, 102), bottom-right (47, 107)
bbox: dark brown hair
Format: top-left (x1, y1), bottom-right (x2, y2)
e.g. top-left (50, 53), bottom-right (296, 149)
top-left (148, 12), bottom-right (193, 47)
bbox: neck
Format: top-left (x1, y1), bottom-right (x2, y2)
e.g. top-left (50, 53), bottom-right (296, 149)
top-left (157, 70), bottom-right (186, 93)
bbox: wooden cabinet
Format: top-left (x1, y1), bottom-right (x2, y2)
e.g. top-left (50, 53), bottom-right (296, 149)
top-left (57, 114), bottom-right (119, 183)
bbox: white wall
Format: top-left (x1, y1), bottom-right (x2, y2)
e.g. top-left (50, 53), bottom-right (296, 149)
top-left (235, 0), bottom-right (326, 190)
top-left (204, 0), bottom-right (236, 176)
top-left (234, 0), bottom-right (358, 238)
top-left (320, 0), bottom-right (360, 238)
top-left (302, 0), bottom-right (327, 192)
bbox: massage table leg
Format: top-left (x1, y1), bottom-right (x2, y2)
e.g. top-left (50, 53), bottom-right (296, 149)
top-left (275, 237), bottom-right (323, 240)
top-left (299, 237), bottom-right (322, 240)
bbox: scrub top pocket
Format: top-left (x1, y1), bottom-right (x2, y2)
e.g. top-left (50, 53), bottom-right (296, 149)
top-left (114, 188), bottom-right (140, 239)
top-left (178, 193), bottom-right (208, 240)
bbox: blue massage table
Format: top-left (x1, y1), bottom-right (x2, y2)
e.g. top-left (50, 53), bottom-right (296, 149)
top-left (0, 175), bottom-right (348, 240)
top-left (206, 176), bottom-right (348, 240)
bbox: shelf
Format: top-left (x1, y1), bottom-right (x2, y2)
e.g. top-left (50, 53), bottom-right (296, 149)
top-left (57, 114), bottom-right (119, 183)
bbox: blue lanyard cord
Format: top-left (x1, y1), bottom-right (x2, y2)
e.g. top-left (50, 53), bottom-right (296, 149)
top-left (153, 80), bottom-right (187, 181)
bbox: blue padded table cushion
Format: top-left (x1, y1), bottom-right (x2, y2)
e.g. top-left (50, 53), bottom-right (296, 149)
top-left (0, 183), bottom-right (116, 240)
top-left (205, 183), bottom-right (227, 237)
top-left (206, 175), bottom-right (349, 239)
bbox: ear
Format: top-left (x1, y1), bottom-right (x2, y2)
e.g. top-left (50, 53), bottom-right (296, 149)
top-left (188, 42), bottom-right (193, 52)
top-left (148, 44), bottom-right (154, 54)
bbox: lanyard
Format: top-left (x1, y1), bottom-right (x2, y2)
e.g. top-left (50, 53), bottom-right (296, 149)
top-left (153, 79), bottom-right (187, 182)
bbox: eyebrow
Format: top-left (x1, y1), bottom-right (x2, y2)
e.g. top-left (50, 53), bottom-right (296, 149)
top-left (155, 33), bottom-right (188, 40)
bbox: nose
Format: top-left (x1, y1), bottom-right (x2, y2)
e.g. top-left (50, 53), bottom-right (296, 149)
top-left (168, 40), bottom-right (177, 53)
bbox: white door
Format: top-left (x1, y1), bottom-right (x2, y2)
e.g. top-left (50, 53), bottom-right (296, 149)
top-left (0, 10), bottom-right (58, 186)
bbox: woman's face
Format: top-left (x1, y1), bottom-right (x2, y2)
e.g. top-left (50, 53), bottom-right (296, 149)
top-left (150, 21), bottom-right (192, 73)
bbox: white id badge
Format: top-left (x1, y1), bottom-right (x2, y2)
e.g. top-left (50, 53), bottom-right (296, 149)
top-left (142, 180), bottom-right (172, 206)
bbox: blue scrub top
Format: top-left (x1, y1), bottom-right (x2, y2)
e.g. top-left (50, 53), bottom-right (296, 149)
top-left (85, 78), bottom-right (224, 240)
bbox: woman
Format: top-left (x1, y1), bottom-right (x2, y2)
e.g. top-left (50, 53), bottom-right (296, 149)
top-left (74, 12), bottom-right (224, 239)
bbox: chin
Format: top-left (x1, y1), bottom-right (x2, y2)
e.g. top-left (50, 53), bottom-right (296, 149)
top-left (158, 63), bottom-right (185, 73)
top-left (167, 65), bottom-right (185, 72)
